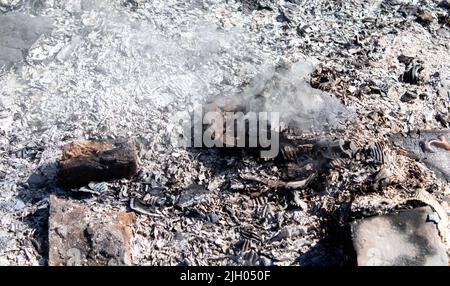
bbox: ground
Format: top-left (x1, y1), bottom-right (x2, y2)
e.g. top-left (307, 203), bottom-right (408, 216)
top-left (0, 0), bottom-right (449, 266)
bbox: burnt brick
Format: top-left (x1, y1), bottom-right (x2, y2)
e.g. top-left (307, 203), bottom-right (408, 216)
top-left (48, 196), bottom-right (135, 266)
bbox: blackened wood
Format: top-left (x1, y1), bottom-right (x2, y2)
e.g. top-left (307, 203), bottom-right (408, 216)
top-left (58, 140), bottom-right (138, 188)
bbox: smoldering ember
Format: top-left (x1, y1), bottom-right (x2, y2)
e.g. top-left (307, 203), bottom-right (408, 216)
top-left (0, 0), bottom-right (449, 267)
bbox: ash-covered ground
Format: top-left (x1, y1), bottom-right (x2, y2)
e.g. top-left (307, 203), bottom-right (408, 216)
top-left (0, 0), bottom-right (449, 265)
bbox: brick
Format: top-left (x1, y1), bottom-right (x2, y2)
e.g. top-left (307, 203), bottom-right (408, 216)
top-left (48, 196), bottom-right (135, 266)
top-left (351, 207), bottom-right (448, 266)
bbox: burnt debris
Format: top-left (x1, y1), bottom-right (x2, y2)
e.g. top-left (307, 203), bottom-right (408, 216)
top-left (1, 0), bottom-right (450, 267)
top-left (58, 140), bottom-right (138, 188)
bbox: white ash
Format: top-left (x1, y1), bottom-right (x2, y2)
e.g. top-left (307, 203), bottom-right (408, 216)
top-left (0, 0), bottom-right (449, 265)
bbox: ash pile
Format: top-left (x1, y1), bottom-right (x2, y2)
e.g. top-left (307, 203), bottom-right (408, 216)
top-left (0, 0), bottom-right (449, 266)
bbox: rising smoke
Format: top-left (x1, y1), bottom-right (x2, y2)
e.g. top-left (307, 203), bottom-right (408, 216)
top-left (1, 0), bottom-right (349, 152)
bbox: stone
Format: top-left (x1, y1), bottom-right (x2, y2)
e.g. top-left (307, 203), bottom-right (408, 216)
top-left (0, 13), bottom-right (53, 69)
top-left (48, 196), bottom-right (135, 266)
top-left (58, 140), bottom-right (138, 188)
top-left (351, 207), bottom-right (448, 266)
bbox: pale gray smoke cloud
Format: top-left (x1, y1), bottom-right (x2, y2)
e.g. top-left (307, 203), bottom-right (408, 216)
top-left (1, 0), bottom-right (350, 154)
top-left (241, 60), bottom-right (350, 133)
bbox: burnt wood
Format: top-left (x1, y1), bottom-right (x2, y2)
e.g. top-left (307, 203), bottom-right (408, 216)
top-left (58, 140), bottom-right (138, 188)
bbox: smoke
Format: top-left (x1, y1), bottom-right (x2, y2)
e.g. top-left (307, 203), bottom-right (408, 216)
top-left (1, 0), bottom-right (350, 152)
top-left (241, 60), bottom-right (350, 133)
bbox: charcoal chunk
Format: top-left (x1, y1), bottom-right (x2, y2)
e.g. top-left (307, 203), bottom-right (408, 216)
top-left (58, 140), bottom-right (138, 188)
